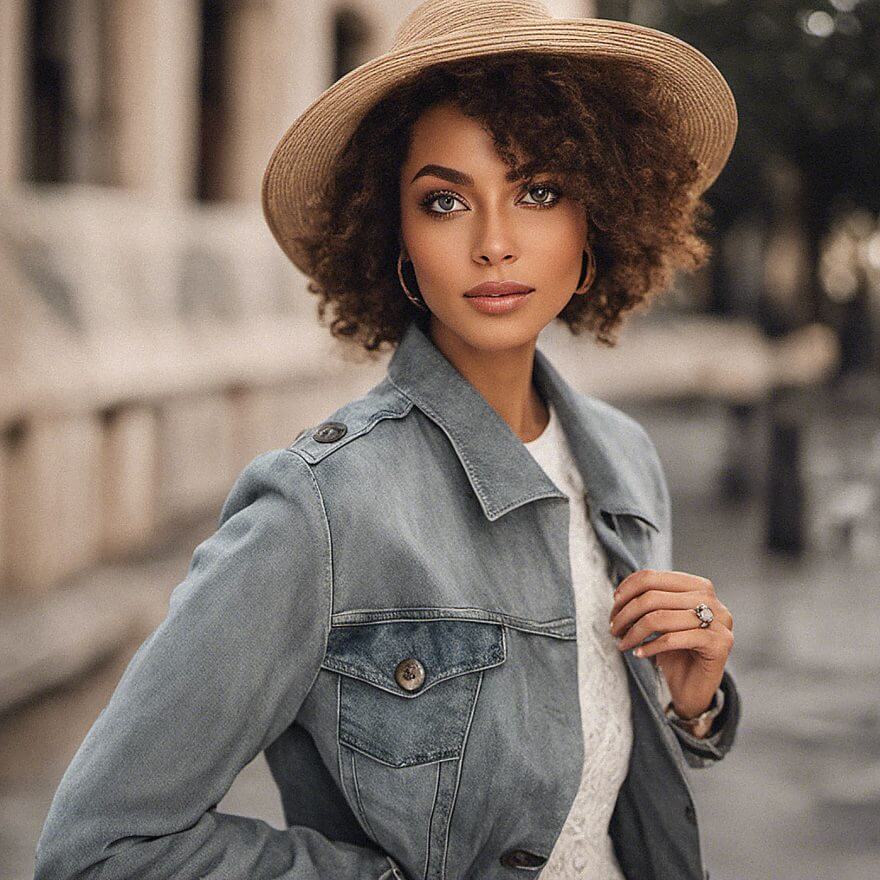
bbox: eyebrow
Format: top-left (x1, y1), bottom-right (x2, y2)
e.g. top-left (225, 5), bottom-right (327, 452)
top-left (410, 164), bottom-right (474, 187)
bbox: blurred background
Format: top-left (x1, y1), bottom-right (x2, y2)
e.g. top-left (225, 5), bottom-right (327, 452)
top-left (1, 1), bottom-right (879, 877)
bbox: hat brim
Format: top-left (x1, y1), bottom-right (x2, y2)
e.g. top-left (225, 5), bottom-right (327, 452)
top-left (262, 18), bottom-right (737, 277)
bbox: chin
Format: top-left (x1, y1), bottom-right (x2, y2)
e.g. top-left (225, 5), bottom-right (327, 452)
top-left (436, 311), bottom-right (546, 353)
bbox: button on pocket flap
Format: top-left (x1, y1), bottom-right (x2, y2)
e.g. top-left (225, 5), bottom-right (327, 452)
top-left (322, 618), bottom-right (506, 697)
top-left (326, 619), bottom-right (506, 767)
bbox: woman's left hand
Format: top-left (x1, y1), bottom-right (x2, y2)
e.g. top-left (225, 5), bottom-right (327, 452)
top-left (608, 569), bottom-right (734, 719)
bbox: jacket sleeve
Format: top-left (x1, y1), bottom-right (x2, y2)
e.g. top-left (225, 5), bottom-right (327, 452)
top-left (34, 448), bottom-right (405, 880)
top-left (654, 663), bottom-right (742, 769)
top-left (643, 425), bottom-right (743, 770)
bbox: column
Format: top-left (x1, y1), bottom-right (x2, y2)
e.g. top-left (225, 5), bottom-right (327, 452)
top-left (107, 0), bottom-right (201, 202)
top-left (0, 0), bottom-right (28, 185)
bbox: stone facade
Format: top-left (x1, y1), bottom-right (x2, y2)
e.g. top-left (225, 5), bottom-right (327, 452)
top-left (0, 2), bottom-right (601, 590)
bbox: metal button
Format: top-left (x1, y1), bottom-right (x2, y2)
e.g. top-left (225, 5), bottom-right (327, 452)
top-left (394, 658), bottom-right (425, 692)
top-left (685, 802), bottom-right (697, 825)
top-left (499, 848), bottom-right (547, 870)
top-left (312, 421), bottom-right (347, 443)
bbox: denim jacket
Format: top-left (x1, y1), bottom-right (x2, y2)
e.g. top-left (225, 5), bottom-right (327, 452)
top-left (35, 319), bottom-right (740, 880)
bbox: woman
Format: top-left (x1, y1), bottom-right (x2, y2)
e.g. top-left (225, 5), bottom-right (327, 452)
top-left (35, 2), bottom-right (740, 879)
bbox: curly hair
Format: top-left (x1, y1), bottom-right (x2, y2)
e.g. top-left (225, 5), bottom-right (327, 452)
top-left (294, 51), bottom-right (715, 353)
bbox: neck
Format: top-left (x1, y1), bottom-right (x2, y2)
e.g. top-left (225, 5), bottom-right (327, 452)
top-left (428, 316), bottom-right (549, 443)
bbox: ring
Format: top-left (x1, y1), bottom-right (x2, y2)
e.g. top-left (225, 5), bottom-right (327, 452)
top-left (693, 603), bottom-right (714, 628)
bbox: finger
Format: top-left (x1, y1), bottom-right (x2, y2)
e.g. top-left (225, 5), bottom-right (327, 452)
top-left (610, 589), bottom-right (718, 637)
top-left (610, 569), bottom-right (714, 618)
top-left (634, 626), bottom-right (734, 662)
top-left (615, 608), bottom-right (716, 653)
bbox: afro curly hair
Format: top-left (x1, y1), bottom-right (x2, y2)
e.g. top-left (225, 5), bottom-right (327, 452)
top-left (292, 51), bottom-right (715, 354)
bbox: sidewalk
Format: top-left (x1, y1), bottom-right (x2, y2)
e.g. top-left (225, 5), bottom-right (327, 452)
top-left (633, 396), bottom-right (880, 880)
top-left (2, 396), bottom-right (878, 880)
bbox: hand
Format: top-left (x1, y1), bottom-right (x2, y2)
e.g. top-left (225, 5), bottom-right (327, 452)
top-left (608, 569), bottom-right (734, 719)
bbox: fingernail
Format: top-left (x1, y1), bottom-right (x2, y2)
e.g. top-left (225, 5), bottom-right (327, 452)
top-left (634, 647), bottom-right (644, 657)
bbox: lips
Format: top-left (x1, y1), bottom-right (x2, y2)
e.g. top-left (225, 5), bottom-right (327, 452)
top-left (463, 281), bottom-right (534, 297)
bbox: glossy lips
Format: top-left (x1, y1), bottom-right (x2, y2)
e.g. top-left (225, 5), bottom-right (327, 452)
top-left (463, 280), bottom-right (535, 315)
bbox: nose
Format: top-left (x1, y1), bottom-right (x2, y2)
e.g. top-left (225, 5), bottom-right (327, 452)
top-left (471, 206), bottom-right (518, 267)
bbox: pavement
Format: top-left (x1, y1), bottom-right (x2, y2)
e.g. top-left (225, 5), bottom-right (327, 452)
top-left (2, 394), bottom-right (879, 880)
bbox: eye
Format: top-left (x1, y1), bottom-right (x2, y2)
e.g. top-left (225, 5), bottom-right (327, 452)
top-left (520, 183), bottom-right (562, 208)
top-left (417, 181), bottom-right (563, 220)
top-left (419, 189), bottom-right (466, 218)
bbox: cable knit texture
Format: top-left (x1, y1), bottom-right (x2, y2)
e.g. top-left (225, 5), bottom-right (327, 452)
top-left (523, 400), bottom-right (631, 879)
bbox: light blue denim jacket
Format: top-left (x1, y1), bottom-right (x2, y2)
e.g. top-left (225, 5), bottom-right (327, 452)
top-left (35, 318), bottom-right (740, 880)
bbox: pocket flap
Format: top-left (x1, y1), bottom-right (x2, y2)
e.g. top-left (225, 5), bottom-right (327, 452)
top-left (322, 618), bottom-right (506, 697)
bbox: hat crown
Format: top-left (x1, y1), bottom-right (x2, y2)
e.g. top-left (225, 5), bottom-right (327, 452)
top-left (392, 0), bottom-right (551, 50)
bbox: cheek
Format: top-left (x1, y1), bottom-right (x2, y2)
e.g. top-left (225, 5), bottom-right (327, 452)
top-left (537, 204), bottom-right (587, 258)
top-left (402, 217), bottom-right (460, 277)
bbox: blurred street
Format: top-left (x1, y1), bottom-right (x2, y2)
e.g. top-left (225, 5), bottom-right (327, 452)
top-left (3, 1), bottom-right (880, 878)
top-left (3, 388), bottom-right (878, 880)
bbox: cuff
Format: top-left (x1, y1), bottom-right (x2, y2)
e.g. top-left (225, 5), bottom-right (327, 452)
top-left (661, 667), bottom-right (742, 768)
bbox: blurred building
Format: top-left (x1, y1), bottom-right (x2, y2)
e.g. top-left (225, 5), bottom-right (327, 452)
top-left (0, 1), bottom-right (594, 597)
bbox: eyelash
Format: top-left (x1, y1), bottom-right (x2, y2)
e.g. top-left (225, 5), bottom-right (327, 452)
top-left (418, 182), bottom-right (563, 220)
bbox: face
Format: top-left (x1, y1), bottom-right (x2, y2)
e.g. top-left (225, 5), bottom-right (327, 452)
top-left (399, 101), bottom-right (589, 354)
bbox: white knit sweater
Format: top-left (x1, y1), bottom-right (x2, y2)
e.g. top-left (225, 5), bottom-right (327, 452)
top-left (523, 400), bottom-right (631, 879)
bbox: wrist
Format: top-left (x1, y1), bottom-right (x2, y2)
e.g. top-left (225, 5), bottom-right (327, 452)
top-left (665, 687), bottom-right (724, 739)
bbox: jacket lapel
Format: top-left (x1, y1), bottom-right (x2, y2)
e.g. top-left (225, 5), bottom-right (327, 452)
top-left (387, 321), bottom-right (665, 550)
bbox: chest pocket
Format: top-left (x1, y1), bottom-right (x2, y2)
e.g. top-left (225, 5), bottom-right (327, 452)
top-left (322, 618), bottom-right (506, 768)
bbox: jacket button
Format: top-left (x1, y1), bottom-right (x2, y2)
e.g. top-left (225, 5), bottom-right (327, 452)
top-left (394, 658), bottom-right (425, 691)
top-left (499, 848), bottom-right (547, 870)
top-left (313, 421), bottom-right (347, 443)
top-left (685, 802), bottom-right (697, 824)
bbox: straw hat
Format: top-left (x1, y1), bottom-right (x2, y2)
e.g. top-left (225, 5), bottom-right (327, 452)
top-left (262, 0), bottom-right (737, 277)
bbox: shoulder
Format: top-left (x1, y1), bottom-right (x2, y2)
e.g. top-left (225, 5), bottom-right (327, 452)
top-left (577, 390), bottom-right (659, 447)
top-left (574, 389), bottom-right (668, 484)
top-left (285, 375), bottom-right (415, 468)
top-left (222, 376), bottom-right (414, 515)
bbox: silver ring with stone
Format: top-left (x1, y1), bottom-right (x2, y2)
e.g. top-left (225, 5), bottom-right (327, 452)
top-left (693, 602), bottom-right (714, 628)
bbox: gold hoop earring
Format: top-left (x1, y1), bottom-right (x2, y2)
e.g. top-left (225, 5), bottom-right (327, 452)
top-left (575, 246), bottom-right (597, 294)
top-left (397, 251), bottom-right (430, 312)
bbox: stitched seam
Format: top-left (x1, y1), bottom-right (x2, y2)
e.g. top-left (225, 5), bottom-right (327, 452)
top-left (340, 737), bottom-right (458, 770)
top-left (423, 760), bottom-right (443, 880)
top-left (331, 607), bottom-right (571, 626)
top-left (386, 375), bottom-right (548, 519)
top-left (441, 669), bottom-right (482, 880)
top-left (328, 607), bottom-right (576, 638)
top-left (280, 449), bottom-right (334, 699)
top-left (322, 647), bottom-right (504, 692)
top-left (386, 376), bottom-right (489, 506)
top-left (351, 749), bottom-right (381, 843)
top-left (339, 732), bottom-right (462, 769)
top-left (291, 403), bottom-right (413, 463)
top-left (335, 675), bottom-right (353, 810)
top-left (388, 372), bottom-right (658, 524)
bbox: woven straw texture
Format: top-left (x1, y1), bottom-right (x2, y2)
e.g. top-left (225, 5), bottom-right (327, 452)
top-left (262, 0), bottom-right (737, 278)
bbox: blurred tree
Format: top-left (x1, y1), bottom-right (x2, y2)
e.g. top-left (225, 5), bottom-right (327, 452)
top-left (599, 1), bottom-right (880, 554)
top-left (600, 0), bottom-right (880, 336)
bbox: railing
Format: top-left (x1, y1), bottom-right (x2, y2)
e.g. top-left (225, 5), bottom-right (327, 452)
top-left (0, 185), bottom-right (387, 592)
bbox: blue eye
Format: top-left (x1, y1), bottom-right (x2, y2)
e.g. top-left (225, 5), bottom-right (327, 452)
top-left (421, 191), bottom-right (465, 216)
top-left (520, 184), bottom-right (561, 206)
top-left (418, 182), bottom-right (563, 220)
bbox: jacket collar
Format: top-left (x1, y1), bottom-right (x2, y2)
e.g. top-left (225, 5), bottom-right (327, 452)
top-left (386, 320), bottom-right (663, 529)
